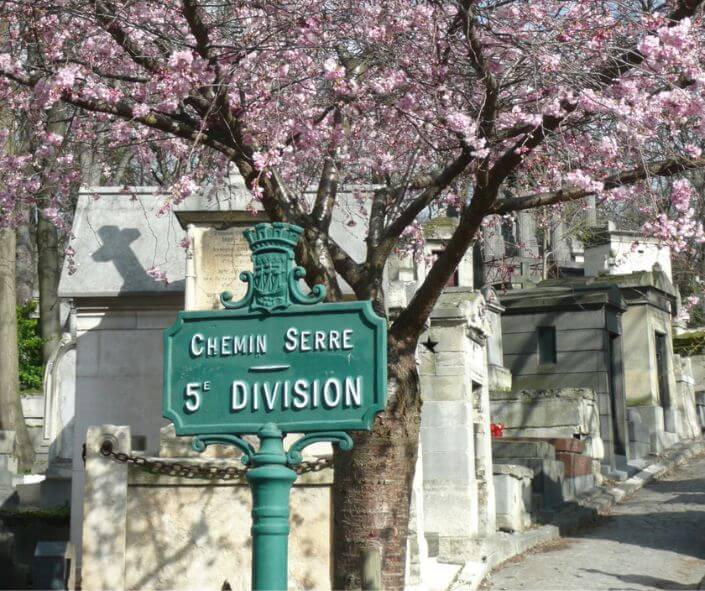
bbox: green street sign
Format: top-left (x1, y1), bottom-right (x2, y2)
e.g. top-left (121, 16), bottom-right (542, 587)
top-left (163, 222), bottom-right (387, 591)
top-left (163, 222), bottom-right (387, 435)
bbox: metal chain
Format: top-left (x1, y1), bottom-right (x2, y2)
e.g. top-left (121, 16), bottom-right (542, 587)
top-left (99, 440), bottom-right (332, 481)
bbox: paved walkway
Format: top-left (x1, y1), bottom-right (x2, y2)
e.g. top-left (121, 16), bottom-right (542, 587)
top-left (484, 453), bottom-right (705, 590)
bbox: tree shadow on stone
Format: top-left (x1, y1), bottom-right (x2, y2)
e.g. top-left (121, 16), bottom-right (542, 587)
top-left (577, 510), bottom-right (705, 561)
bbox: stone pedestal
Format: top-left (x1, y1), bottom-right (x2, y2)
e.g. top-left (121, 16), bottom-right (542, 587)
top-left (81, 425), bottom-right (130, 590)
top-left (419, 290), bottom-right (496, 562)
top-left (406, 442), bottom-right (429, 587)
top-left (493, 464), bottom-right (532, 533)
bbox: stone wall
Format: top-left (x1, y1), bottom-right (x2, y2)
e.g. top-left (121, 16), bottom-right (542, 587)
top-left (125, 480), bottom-right (329, 590)
top-left (69, 304), bottom-right (181, 568)
top-left (673, 355), bottom-right (701, 439)
top-left (692, 354), bottom-right (705, 394)
top-left (81, 425), bottom-right (331, 591)
top-left (621, 301), bottom-right (677, 410)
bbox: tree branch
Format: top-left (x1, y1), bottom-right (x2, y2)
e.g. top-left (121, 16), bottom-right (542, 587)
top-left (491, 155), bottom-right (705, 215)
top-left (92, 0), bottom-right (161, 73)
top-left (381, 149), bottom-right (473, 245)
top-left (389, 0), bottom-right (705, 344)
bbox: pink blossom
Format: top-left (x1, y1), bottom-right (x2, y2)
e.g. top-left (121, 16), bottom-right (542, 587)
top-left (565, 170), bottom-right (604, 193)
top-left (146, 266), bottom-right (169, 286)
top-left (132, 103), bottom-right (150, 118)
top-left (168, 50), bottom-right (194, 70)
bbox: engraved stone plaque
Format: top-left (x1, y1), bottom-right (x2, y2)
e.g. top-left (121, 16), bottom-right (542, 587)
top-left (190, 226), bottom-right (252, 310)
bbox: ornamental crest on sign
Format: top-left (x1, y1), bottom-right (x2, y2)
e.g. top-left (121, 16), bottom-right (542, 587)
top-left (220, 222), bottom-right (326, 313)
top-left (253, 252), bottom-right (288, 310)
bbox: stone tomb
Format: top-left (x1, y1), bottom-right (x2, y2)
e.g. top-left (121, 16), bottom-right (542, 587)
top-left (499, 283), bottom-right (629, 473)
top-left (418, 288), bottom-right (497, 562)
top-left (80, 425), bottom-right (331, 591)
top-left (56, 178), bottom-right (255, 577)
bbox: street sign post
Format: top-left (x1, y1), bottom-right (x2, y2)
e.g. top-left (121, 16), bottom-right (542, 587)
top-left (163, 222), bottom-right (387, 590)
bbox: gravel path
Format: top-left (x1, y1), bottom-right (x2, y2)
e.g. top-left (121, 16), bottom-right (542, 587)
top-left (483, 453), bottom-right (705, 590)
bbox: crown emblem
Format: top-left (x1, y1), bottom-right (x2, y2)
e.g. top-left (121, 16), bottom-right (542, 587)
top-left (221, 222), bottom-right (326, 313)
top-left (244, 223), bottom-right (303, 254)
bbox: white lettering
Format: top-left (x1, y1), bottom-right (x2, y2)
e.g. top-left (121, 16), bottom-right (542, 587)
top-left (231, 381), bottom-right (248, 411)
top-left (221, 336), bottom-right (232, 356)
top-left (314, 331), bottom-right (326, 350)
top-left (300, 331), bottom-right (311, 351)
top-left (234, 336), bottom-right (247, 354)
top-left (190, 334), bottom-right (204, 357)
top-left (263, 382), bottom-right (280, 411)
top-left (312, 379), bottom-right (320, 408)
top-left (185, 383), bottom-right (201, 412)
top-left (323, 378), bottom-right (342, 408)
top-left (283, 380), bottom-right (291, 409)
top-left (345, 377), bottom-right (362, 407)
top-left (249, 335), bottom-right (254, 353)
top-left (256, 335), bottom-right (267, 354)
top-left (284, 328), bottom-right (298, 352)
top-left (253, 382), bottom-right (260, 410)
top-left (329, 330), bottom-right (341, 349)
top-left (342, 329), bottom-right (353, 350)
top-left (207, 337), bottom-right (217, 356)
top-left (293, 379), bottom-right (309, 409)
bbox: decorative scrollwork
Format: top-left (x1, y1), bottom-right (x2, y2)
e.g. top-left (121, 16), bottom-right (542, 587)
top-left (192, 434), bottom-right (256, 466)
top-left (288, 266), bottom-right (326, 306)
top-left (286, 431), bottom-right (353, 466)
top-left (220, 271), bottom-right (254, 309)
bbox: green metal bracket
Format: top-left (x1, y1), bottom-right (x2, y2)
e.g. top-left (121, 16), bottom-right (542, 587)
top-left (192, 434), bottom-right (255, 465)
top-left (286, 431), bottom-right (353, 465)
top-left (194, 422), bottom-right (354, 591)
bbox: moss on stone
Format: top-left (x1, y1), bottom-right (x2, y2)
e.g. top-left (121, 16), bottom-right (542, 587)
top-left (627, 395), bottom-right (654, 407)
top-left (673, 331), bottom-right (705, 355)
top-left (0, 504), bottom-right (70, 525)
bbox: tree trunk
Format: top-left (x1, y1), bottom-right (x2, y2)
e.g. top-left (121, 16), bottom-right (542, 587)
top-left (37, 212), bottom-right (61, 365)
top-left (333, 346), bottom-right (421, 590)
top-left (0, 227), bottom-right (36, 470)
top-left (36, 105), bottom-right (66, 366)
top-left (15, 208), bottom-right (37, 306)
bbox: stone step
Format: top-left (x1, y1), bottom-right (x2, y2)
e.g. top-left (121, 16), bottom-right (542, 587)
top-left (45, 460), bottom-right (72, 480)
top-left (601, 467), bottom-right (628, 481)
top-left (492, 439), bottom-right (556, 460)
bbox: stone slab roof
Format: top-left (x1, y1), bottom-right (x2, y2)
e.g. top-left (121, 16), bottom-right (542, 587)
top-left (500, 283), bottom-right (626, 313)
top-left (539, 269), bottom-right (677, 297)
top-left (58, 177), bottom-right (368, 299)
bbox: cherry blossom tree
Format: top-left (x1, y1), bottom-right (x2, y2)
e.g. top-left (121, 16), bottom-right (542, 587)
top-left (2, 1), bottom-right (705, 587)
